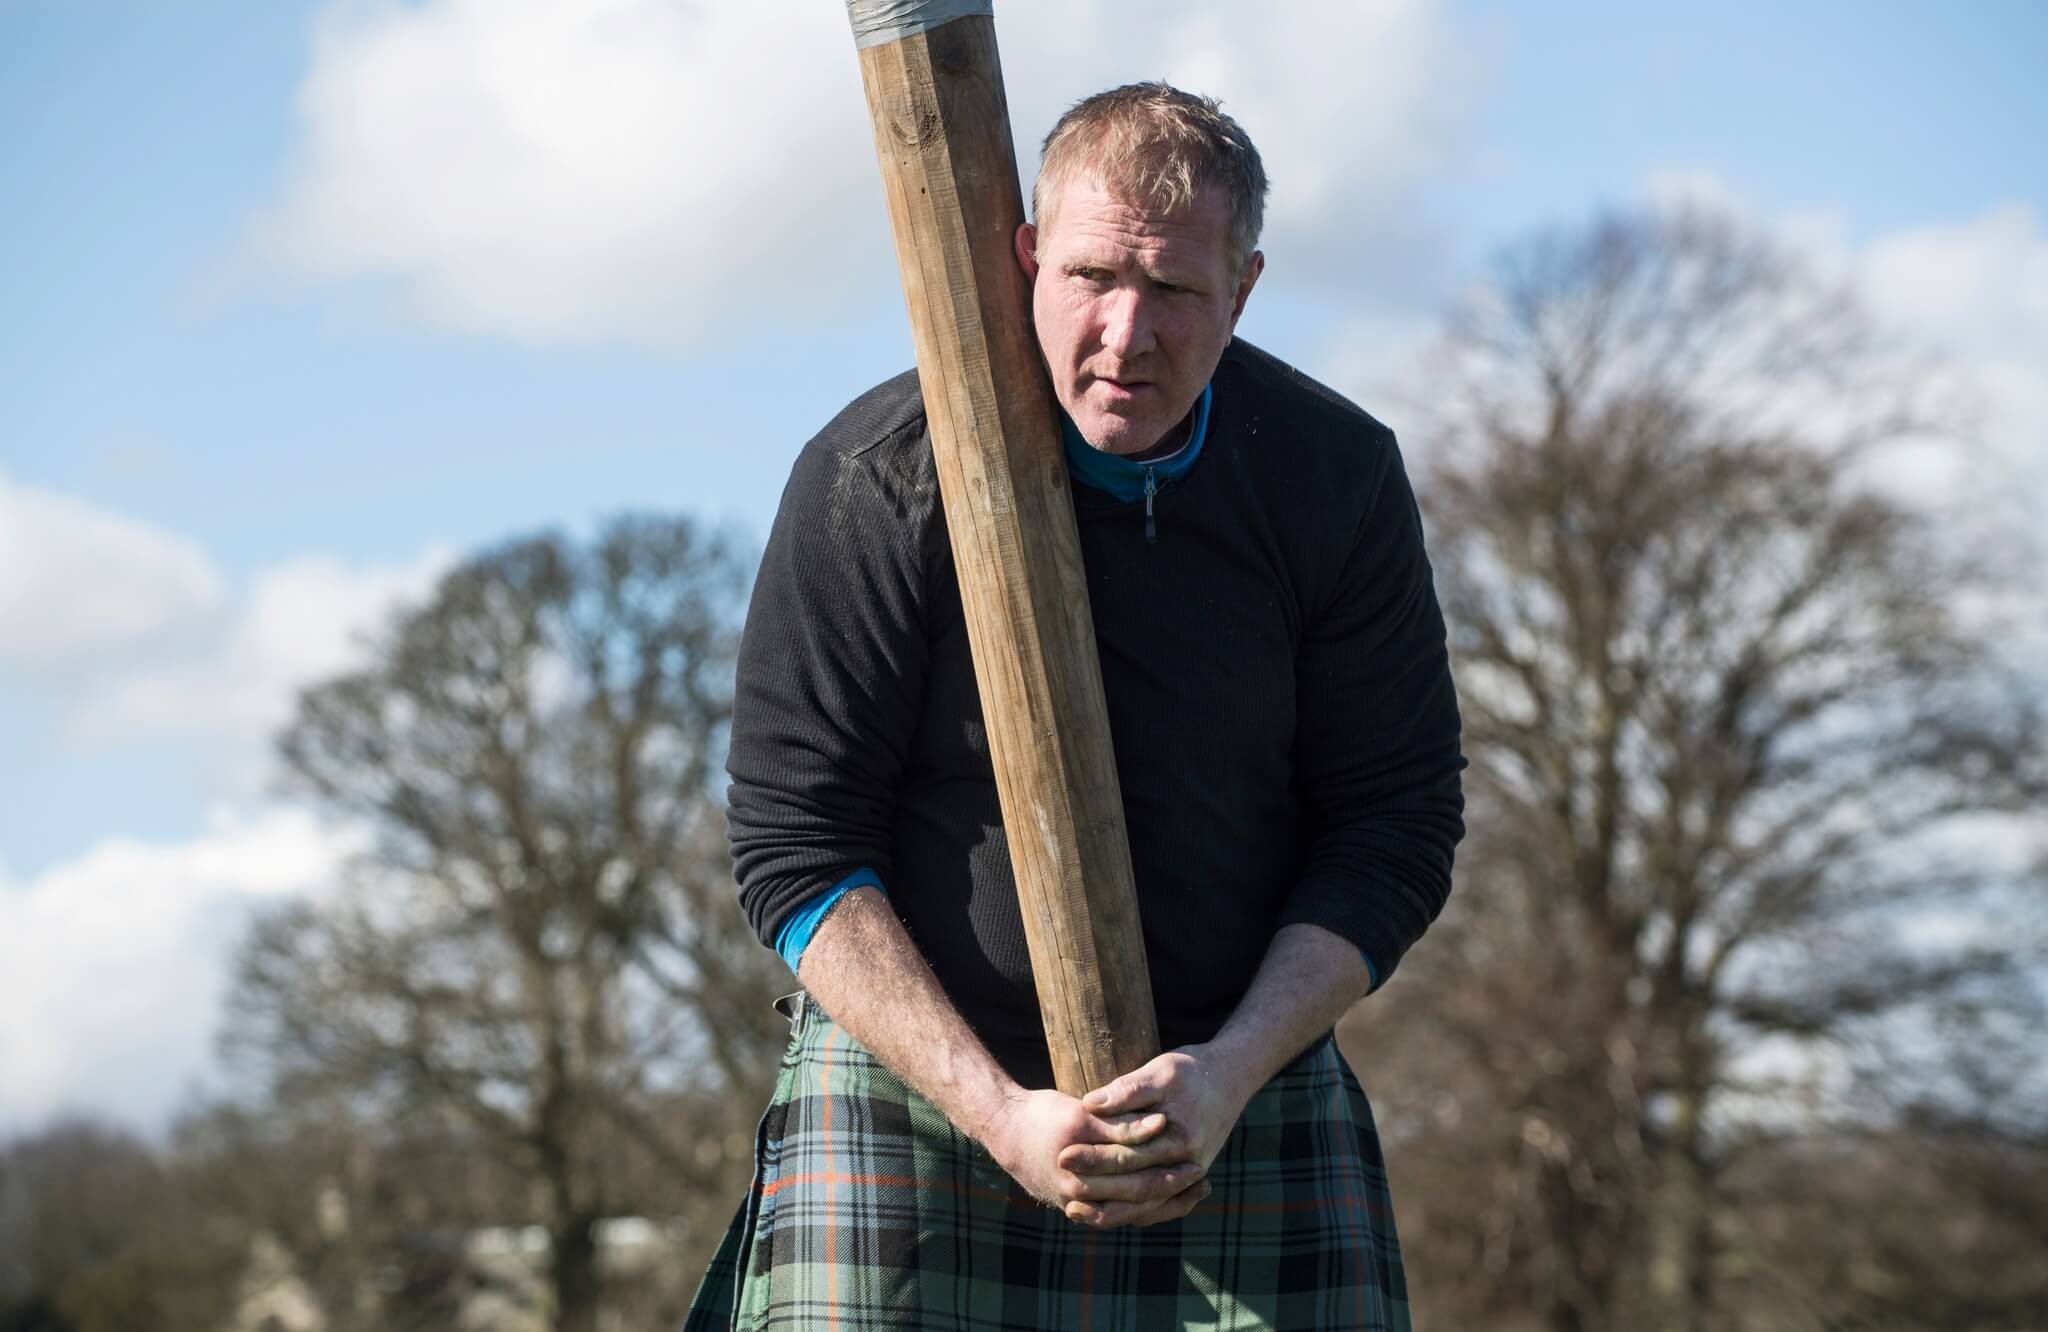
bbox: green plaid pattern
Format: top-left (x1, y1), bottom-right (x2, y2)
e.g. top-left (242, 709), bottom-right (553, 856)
top-left (683, 994), bottom-right (1410, 1331)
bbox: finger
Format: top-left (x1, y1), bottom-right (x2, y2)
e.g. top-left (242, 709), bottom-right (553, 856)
top-left (1150, 1177), bottom-right (1213, 1224)
top-left (1082, 1066), bottom-right (1168, 1115)
top-left (1057, 1137), bottom-right (1189, 1175)
top-left (1065, 1178), bottom-right (1211, 1229)
top-left (1095, 1110), bottom-right (1171, 1145)
top-left (1066, 1161), bottom-right (1206, 1205)
top-left (1132, 1179), bottom-right (1212, 1229)
top-left (1072, 1110), bottom-right (1168, 1147)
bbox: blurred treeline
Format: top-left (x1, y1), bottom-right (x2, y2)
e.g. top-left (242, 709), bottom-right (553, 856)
top-left (4, 209), bottom-right (2044, 1332)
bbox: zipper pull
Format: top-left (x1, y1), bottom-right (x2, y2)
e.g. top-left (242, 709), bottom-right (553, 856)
top-left (1143, 467), bottom-right (1158, 544)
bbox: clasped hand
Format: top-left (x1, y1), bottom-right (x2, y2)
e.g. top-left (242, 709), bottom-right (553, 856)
top-left (986, 1045), bottom-right (1246, 1231)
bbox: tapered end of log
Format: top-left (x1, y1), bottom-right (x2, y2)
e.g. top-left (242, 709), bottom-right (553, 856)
top-left (849, 10), bottom-right (1160, 1095)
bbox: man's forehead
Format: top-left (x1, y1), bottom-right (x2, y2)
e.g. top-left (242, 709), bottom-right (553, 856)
top-left (1038, 177), bottom-right (1231, 252)
top-left (1042, 172), bottom-right (1224, 222)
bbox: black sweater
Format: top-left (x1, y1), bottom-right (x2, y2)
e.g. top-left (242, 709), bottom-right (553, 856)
top-left (726, 339), bottom-right (1465, 1085)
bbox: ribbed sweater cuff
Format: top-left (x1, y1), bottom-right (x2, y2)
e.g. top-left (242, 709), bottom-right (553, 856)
top-left (773, 868), bottom-right (886, 972)
top-left (1277, 875), bottom-right (1427, 994)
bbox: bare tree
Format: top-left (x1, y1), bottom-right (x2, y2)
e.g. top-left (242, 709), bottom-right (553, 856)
top-left (0, 1119), bottom-right (242, 1332)
top-left (1347, 208), bottom-right (2046, 1332)
top-left (223, 515), bottom-right (786, 1332)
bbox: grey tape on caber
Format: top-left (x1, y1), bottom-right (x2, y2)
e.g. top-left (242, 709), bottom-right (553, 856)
top-left (846, 0), bottom-right (993, 49)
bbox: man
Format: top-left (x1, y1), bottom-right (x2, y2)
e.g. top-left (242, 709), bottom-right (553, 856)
top-left (686, 83), bottom-right (1462, 1330)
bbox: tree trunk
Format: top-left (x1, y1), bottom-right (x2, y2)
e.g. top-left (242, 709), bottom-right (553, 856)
top-left (550, 1210), bottom-right (601, 1332)
top-left (1645, 1078), bottom-right (1709, 1332)
top-left (535, 1019), bottom-right (600, 1332)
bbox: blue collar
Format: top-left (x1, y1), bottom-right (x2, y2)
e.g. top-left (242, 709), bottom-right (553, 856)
top-left (1060, 384), bottom-right (1212, 502)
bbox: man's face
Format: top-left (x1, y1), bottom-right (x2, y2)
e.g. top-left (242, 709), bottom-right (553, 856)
top-left (1016, 177), bottom-right (1263, 457)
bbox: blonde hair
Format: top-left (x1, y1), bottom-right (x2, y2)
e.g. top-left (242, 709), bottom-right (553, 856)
top-left (1032, 82), bottom-right (1269, 275)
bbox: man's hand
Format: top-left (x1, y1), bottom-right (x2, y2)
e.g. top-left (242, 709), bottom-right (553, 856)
top-left (799, 894), bottom-right (1366, 1235)
top-left (981, 1088), bottom-right (1205, 1215)
top-left (798, 891), bottom-right (1211, 1228)
top-left (1055, 1045), bottom-right (1252, 1229)
top-left (1053, 924), bottom-right (1374, 1229)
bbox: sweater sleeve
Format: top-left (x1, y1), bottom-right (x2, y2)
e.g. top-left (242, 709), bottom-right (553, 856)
top-left (725, 424), bottom-right (932, 952)
top-left (1276, 425), bottom-right (1465, 990)
top-left (773, 868), bottom-right (887, 971)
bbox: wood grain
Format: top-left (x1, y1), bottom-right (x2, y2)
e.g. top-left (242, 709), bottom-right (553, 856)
top-left (853, 14), bottom-right (1159, 1095)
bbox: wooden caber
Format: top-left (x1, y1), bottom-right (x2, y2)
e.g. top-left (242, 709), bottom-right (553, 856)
top-left (846, 0), bottom-right (1159, 1095)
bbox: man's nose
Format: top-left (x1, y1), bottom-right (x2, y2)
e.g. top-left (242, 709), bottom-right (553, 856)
top-left (1099, 286), bottom-right (1156, 358)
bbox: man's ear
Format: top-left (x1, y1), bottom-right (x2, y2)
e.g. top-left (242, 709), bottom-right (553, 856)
top-left (1229, 251), bottom-right (1264, 328)
top-left (1014, 223), bottom-right (1040, 281)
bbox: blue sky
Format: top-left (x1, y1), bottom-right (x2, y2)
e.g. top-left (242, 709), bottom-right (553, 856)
top-left (2, 0), bottom-right (2043, 1133)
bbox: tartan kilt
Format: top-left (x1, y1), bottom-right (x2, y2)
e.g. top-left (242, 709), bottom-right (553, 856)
top-left (682, 992), bottom-right (1411, 1331)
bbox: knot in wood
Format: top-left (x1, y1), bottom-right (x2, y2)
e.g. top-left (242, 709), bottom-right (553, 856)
top-left (881, 89), bottom-right (940, 149)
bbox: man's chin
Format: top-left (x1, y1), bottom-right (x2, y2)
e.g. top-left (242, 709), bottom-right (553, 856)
top-left (1072, 410), bottom-right (1164, 457)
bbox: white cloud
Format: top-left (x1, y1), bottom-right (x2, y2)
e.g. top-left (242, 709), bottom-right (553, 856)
top-left (1712, 1032), bottom-right (1858, 1132)
top-left (256, 0), bottom-right (1476, 344)
top-left (1640, 177), bottom-right (2048, 655)
top-left (0, 806), bottom-right (367, 1134)
top-left (1858, 206), bottom-right (2048, 551)
top-left (0, 478), bottom-right (446, 1132)
top-left (0, 473), bottom-right (450, 801)
top-left (81, 552), bottom-right (453, 761)
top-left (1644, 168), bottom-right (1853, 266)
top-left (1643, 173), bottom-right (2048, 456)
top-left (1861, 205), bottom-right (2048, 347)
top-left (0, 471), bottom-right (226, 675)
top-left (1318, 308), bottom-right (1443, 433)
top-left (1397, 169), bottom-right (2048, 562)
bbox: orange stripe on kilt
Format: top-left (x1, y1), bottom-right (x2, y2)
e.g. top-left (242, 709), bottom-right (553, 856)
top-left (819, 1029), bottom-right (838, 1332)
top-left (759, 1171), bottom-right (1023, 1207)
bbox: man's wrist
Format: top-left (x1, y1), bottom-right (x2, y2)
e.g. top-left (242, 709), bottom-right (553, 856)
top-left (1204, 922), bottom-right (1373, 1100)
top-left (1194, 1032), bottom-right (1281, 1112)
top-left (972, 1080), bottom-right (1030, 1163)
top-left (960, 1063), bottom-right (1027, 1146)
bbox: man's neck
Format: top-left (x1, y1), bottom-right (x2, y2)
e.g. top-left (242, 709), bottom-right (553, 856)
top-left (1122, 408), bottom-right (1195, 463)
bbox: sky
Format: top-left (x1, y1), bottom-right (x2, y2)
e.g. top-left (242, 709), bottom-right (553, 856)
top-left (2, 0), bottom-right (2043, 1136)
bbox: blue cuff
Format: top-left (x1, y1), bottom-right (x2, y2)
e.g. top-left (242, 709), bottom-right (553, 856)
top-left (774, 868), bottom-right (885, 972)
top-left (1362, 951), bottom-right (1379, 992)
